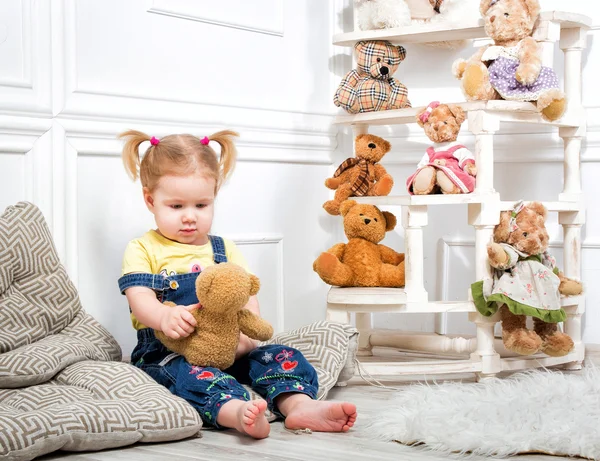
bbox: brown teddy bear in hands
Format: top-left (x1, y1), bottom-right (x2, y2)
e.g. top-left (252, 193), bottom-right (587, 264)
top-left (453, 0), bottom-right (567, 122)
top-left (155, 263), bottom-right (274, 369)
top-left (314, 200), bottom-right (405, 287)
top-left (407, 102), bottom-right (477, 195)
top-left (323, 134), bottom-right (394, 216)
top-left (472, 201), bottom-right (583, 357)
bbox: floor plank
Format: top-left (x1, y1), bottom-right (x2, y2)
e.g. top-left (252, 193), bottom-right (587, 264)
top-left (38, 351), bottom-right (599, 461)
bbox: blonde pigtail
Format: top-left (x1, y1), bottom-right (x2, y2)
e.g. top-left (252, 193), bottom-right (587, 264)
top-left (209, 130), bottom-right (239, 188)
top-left (118, 130), bottom-right (152, 181)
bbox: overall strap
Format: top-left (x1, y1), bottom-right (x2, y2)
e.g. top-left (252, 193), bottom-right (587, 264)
top-left (118, 273), bottom-right (171, 295)
top-left (209, 235), bottom-right (228, 264)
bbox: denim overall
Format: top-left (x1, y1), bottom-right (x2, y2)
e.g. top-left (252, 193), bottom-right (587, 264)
top-left (118, 235), bottom-right (318, 428)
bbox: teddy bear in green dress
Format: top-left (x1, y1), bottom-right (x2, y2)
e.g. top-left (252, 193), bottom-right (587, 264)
top-left (472, 201), bottom-right (583, 357)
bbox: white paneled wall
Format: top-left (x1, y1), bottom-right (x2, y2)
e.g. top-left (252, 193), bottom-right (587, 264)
top-left (1, 0), bottom-right (346, 355)
top-left (2, 0), bottom-right (599, 355)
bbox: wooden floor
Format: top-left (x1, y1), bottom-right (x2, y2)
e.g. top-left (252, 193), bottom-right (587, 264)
top-left (39, 349), bottom-right (599, 461)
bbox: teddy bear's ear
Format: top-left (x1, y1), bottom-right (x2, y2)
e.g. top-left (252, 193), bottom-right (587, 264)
top-left (249, 274), bottom-right (260, 296)
top-left (381, 138), bottom-right (391, 152)
top-left (522, 0), bottom-right (541, 20)
top-left (355, 134), bottom-right (367, 143)
top-left (396, 45), bottom-right (407, 61)
top-left (479, 0), bottom-right (492, 16)
top-left (383, 211), bottom-right (397, 231)
top-left (527, 201), bottom-right (547, 219)
top-left (355, 41), bottom-right (368, 53)
top-left (448, 104), bottom-right (466, 125)
top-left (494, 212), bottom-right (512, 242)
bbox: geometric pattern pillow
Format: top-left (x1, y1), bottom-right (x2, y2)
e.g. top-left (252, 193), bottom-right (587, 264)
top-left (0, 202), bottom-right (122, 387)
top-left (0, 361), bottom-right (202, 461)
top-left (261, 320), bottom-right (359, 399)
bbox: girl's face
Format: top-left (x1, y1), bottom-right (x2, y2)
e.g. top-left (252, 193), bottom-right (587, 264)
top-left (144, 173), bottom-right (216, 245)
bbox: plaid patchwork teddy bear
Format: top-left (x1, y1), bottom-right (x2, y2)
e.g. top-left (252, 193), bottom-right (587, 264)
top-left (334, 40), bottom-right (411, 114)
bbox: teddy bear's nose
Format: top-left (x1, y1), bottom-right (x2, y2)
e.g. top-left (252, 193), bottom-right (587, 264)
top-left (490, 15), bottom-right (496, 23)
top-left (368, 143), bottom-right (376, 149)
top-left (380, 66), bottom-right (389, 76)
top-left (364, 218), bottom-right (371, 224)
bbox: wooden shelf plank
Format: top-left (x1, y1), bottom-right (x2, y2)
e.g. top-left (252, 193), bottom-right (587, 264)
top-left (334, 100), bottom-right (584, 128)
top-left (333, 11), bottom-right (591, 47)
top-left (353, 193), bottom-right (497, 207)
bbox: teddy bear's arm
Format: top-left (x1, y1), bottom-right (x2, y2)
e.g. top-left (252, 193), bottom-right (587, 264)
top-left (237, 309), bottom-right (274, 342)
top-left (326, 243), bottom-right (346, 260)
top-left (334, 70), bottom-right (361, 109)
top-left (487, 242), bottom-right (518, 270)
top-left (379, 245), bottom-right (405, 265)
top-left (516, 37), bottom-right (542, 85)
top-left (373, 164), bottom-right (389, 180)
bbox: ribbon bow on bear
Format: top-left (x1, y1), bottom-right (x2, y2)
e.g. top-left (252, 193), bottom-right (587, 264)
top-left (509, 200), bottom-right (525, 232)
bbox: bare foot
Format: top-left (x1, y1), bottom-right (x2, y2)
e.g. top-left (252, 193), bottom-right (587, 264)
top-left (237, 400), bottom-right (270, 439)
top-left (285, 400), bottom-right (357, 432)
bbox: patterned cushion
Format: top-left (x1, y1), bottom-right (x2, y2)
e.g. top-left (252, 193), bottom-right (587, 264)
top-left (0, 361), bottom-right (202, 461)
top-left (0, 202), bottom-right (122, 387)
top-left (0, 202), bottom-right (203, 460)
top-left (261, 320), bottom-right (359, 399)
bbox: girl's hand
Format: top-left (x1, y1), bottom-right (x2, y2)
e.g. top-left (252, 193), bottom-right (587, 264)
top-left (159, 303), bottom-right (199, 339)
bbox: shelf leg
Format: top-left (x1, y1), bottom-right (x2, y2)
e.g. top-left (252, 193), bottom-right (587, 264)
top-left (402, 205), bottom-right (428, 303)
top-left (356, 313), bottom-right (373, 357)
top-left (468, 110), bottom-right (499, 195)
top-left (560, 209), bottom-right (586, 370)
top-left (469, 199), bottom-right (502, 381)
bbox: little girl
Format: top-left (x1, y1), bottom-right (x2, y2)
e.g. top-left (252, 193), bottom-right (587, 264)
top-left (117, 130), bottom-right (357, 439)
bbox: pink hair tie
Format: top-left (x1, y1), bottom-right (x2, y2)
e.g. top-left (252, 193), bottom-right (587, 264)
top-left (150, 136), bottom-right (160, 146)
top-left (200, 136), bottom-right (210, 145)
top-left (419, 101), bottom-right (441, 123)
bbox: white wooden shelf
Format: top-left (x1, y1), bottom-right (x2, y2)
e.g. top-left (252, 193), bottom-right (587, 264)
top-left (335, 100), bottom-right (585, 128)
top-left (333, 11), bottom-right (591, 47)
top-left (326, 7), bottom-right (590, 380)
top-left (352, 195), bottom-right (584, 211)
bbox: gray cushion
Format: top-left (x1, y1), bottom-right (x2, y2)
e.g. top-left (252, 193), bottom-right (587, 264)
top-left (261, 320), bottom-right (359, 399)
top-left (0, 361), bottom-right (202, 460)
top-left (0, 202), bottom-right (202, 461)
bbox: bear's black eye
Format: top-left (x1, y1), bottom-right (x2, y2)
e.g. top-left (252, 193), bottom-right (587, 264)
top-left (504, 12), bottom-right (509, 17)
top-left (360, 213), bottom-right (364, 216)
top-left (523, 232), bottom-right (528, 237)
top-left (376, 58), bottom-right (381, 62)
top-left (374, 218), bottom-right (378, 222)
top-left (387, 60), bottom-right (391, 65)
top-left (444, 121), bottom-right (447, 125)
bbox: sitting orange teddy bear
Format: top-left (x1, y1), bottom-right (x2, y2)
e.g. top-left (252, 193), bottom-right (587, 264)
top-left (314, 200), bottom-right (405, 287)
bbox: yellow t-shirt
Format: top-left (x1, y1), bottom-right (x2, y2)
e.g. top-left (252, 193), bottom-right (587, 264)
top-left (121, 230), bottom-right (250, 329)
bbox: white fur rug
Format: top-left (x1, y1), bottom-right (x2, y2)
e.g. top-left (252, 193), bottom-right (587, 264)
top-left (365, 368), bottom-right (600, 459)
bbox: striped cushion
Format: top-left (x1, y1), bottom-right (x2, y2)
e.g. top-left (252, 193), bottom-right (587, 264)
top-left (0, 361), bottom-right (202, 460)
top-left (0, 202), bottom-right (202, 461)
top-left (261, 320), bottom-right (359, 398)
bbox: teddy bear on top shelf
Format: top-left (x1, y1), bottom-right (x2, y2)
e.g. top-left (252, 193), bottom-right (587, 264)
top-left (453, 0), bottom-right (567, 122)
top-left (334, 40), bottom-right (411, 114)
top-left (407, 101), bottom-right (477, 195)
top-left (354, 0), bottom-right (480, 30)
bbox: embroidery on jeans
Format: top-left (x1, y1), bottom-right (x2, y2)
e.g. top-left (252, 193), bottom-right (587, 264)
top-left (206, 374), bottom-right (235, 391)
top-left (262, 351), bottom-right (273, 363)
top-left (293, 382), bottom-right (305, 391)
top-left (189, 366), bottom-right (204, 375)
top-left (256, 374), bottom-right (303, 384)
top-left (280, 360), bottom-right (298, 372)
top-left (196, 370), bottom-right (216, 380)
top-left (275, 349), bottom-right (294, 363)
top-left (220, 393), bottom-right (232, 400)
